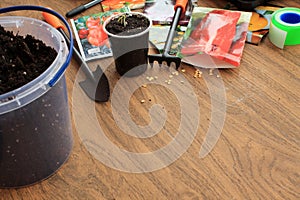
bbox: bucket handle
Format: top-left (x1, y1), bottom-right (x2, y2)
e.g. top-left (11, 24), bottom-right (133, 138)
top-left (0, 5), bottom-right (73, 87)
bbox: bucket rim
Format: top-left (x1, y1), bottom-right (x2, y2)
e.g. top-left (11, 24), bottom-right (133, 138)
top-left (0, 16), bottom-right (67, 103)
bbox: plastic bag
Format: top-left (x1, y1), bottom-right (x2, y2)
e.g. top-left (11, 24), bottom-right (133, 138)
top-left (178, 7), bottom-right (252, 67)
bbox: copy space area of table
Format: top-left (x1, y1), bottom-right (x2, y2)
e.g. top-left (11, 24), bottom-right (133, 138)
top-left (0, 0), bottom-right (299, 199)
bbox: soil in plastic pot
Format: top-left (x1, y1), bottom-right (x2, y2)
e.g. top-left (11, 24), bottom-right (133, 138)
top-left (0, 25), bottom-right (73, 188)
top-left (105, 13), bottom-right (151, 77)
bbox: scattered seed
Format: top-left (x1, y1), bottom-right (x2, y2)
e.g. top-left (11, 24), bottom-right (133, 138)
top-left (216, 74), bottom-right (220, 78)
top-left (169, 75), bottom-right (173, 78)
top-left (142, 84), bottom-right (147, 88)
top-left (209, 69), bottom-right (214, 76)
top-left (180, 80), bottom-right (184, 84)
top-left (171, 71), bottom-right (179, 76)
top-left (193, 68), bottom-right (202, 78)
top-left (181, 69), bottom-right (186, 73)
top-left (140, 99), bottom-right (145, 103)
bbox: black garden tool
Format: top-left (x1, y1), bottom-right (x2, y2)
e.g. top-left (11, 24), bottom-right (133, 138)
top-left (43, 11), bottom-right (110, 102)
top-left (148, 0), bottom-right (188, 69)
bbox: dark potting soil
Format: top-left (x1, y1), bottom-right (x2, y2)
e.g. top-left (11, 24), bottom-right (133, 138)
top-left (0, 25), bottom-right (57, 95)
top-left (105, 13), bottom-right (150, 36)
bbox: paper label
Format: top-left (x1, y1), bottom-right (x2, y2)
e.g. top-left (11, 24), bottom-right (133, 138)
top-left (269, 22), bottom-right (287, 49)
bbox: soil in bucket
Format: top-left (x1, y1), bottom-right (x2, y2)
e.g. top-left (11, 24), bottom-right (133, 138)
top-left (0, 25), bottom-right (57, 94)
top-left (104, 13), bottom-right (151, 77)
top-left (0, 23), bottom-right (73, 188)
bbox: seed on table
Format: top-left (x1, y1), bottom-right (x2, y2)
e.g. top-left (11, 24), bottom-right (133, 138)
top-left (146, 76), bottom-right (154, 81)
top-left (193, 68), bottom-right (202, 78)
top-left (172, 71), bottom-right (179, 76)
top-left (140, 100), bottom-right (145, 103)
top-left (166, 80), bottom-right (172, 84)
top-left (142, 84), bottom-right (147, 88)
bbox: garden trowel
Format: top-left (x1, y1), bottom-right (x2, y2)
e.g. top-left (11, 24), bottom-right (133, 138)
top-left (42, 11), bottom-right (110, 102)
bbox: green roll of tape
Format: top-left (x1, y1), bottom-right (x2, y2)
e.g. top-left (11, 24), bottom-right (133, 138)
top-left (269, 7), bottom-right (300, 49)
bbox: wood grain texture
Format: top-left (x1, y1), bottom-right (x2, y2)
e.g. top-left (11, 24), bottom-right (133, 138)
top-left (0, 0), bottom-right (299, 199)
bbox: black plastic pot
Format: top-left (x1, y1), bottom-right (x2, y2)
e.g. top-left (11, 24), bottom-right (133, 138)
top-left (103, 12), bottom-right (152, 77)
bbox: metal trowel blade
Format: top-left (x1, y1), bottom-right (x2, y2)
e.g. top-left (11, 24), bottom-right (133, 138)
top-left (79, 65), bottom-right (110, 102)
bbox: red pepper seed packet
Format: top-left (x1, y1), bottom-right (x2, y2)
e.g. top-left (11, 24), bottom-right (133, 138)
top-left (177, 7), bottom-right (252, 68)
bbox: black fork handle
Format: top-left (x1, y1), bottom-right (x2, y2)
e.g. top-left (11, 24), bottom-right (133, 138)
top-left (162, 7), bottom-right (183, 57)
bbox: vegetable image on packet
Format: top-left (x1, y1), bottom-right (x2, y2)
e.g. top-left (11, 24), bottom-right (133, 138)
top-left (70, 6), bottom-right (130, 61)
top-left (177, 7), bottom-right (252, 68)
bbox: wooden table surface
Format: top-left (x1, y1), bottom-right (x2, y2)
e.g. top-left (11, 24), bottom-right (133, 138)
top-left (1, 0), bottom-right (299, 199)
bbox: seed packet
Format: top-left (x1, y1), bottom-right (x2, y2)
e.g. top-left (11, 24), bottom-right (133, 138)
top-left (101, 0), bottom-right (146, 12)
top-left (247, 6), bottom-right (280, 45)
top-left (70, 7), bottom-right (130, 61)
top-left (143, 0), bottom-right (195, 26)
top-left (177, 7), bottom-right (252, 68)
top-left (149, 25), bottom-right (186, 54)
